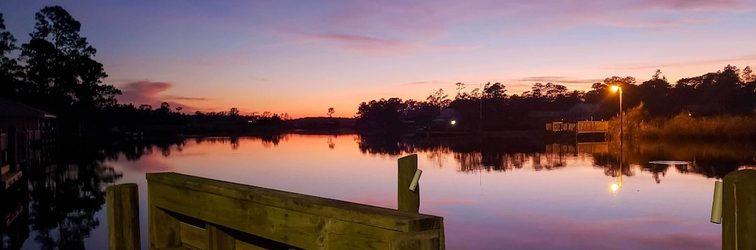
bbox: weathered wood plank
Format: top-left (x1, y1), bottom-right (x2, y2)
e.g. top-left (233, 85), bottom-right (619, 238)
top-left (235, 240), bottom-right (267, 250)
top-left (149, 191), bottom-right (182, 249)
top-left (722, 169), bottom-right (756, 250)
top-left (1, 170), bottom-right (22, 190)
top-left (398, 154), bottom-right (419, 213)
top-left (106, 183), bottom-right (141, 250)
top-left (206, 224), bottom-right (235, 250)
top-left (391, 229), bottom-right (442, 250)
top-left (149, 182), bottom-right (419, 250)
top-left (180, 222), bottom-right (206, 250)
top-left (146, 172), bottom-right (441, 232)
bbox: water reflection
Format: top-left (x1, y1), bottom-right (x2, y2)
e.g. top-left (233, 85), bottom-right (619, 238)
top-left (354, 134), bottom-right (756, 182)
top-left (111, 133), bottom-right (754, 182)
top-left (192, 134), bottom-right (291, 149)
top-left (1, 175), bottom-right (28, 250)
top-left (1, 139), bottom-right (125, 250)
top-left (6, 134), bottom-right (295, 250)
top-left (6, 133), bottom-right (755, 249)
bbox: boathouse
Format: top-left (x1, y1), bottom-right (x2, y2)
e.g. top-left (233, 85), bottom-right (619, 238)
top-left (0, 98), bottom-right (56, 190)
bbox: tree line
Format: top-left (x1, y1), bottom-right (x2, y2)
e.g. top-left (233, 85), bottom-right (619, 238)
top-left (355, 67), bottom-right (756, 132)
top-left (3, 6), bottom-right (756, 137)
top-left (0, 7), bottom-right (288, 138)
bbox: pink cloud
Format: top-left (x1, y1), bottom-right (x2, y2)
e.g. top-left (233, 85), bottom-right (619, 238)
top-left (640, 0), bottom-right (744, 11)
top-left (119, 81), bottom-right (173, 104)
top-left (304, 33), bottom-right (407, 51)
top-left (515, 76), bottom-right (603, 85)
top-left (272, 1), bottom-right (494, 53)
top-left (284, 29), bottom-right (477, 54)
top-left (277, 0), bottom-right (753, 55)
top-left (610, 53), bottom-right (756, 70)
top-left (117, 80), bottom-right (206, 112)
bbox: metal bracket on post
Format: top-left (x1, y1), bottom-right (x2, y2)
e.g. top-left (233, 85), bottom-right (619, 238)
top-left (711, 180), bottom-right (722, 224)
top-left (409, 169), bottom-right (422, 192)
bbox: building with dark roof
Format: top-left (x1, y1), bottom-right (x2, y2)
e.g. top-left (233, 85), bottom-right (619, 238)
top-left (1, 98), bottom-right (57, 179)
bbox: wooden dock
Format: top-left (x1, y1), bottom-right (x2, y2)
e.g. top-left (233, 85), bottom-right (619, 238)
top-left (1, 166), bottom-right (22, 191)
top-left (545, 142), bottom-right (609, 155)
top-left (108, 165), bottom-right (444, 250)
top-left (546, 121), bottom-right (608, 134)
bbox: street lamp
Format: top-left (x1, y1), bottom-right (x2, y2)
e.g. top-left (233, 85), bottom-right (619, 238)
top-left (610, 85), bottom-right (623, 193)
top-left (611, 85), bottom-right (623, 140)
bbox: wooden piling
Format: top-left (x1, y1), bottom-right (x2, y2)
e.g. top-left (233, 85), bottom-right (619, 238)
top-left (106, 183), bottom-right (141, 250)
top-left (722, 169), bottom-right (756, 250)
top-left (398, 154), bottom-right (420, 213)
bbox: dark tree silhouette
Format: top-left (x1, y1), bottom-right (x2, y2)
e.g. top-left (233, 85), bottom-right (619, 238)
top-left (742, 66), bottom-right (755, 83)
top-left (483, 82), bottom-right (506, 99)
top-left (637, 70), bottom-right (672, 116)
top-left (426, 89), bottom-right (451, 109)
top-left (229, 107), bottom-right (239, 116)
top-left (157, 102), bottom-right (171, 113)
top-left (19, 6), bottom-right (120, 113)
top-left (0, 13), bottom-right (22, 99)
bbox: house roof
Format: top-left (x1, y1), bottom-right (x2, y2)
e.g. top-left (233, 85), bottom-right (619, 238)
top-left (0, 98), bottom-right (57, 118)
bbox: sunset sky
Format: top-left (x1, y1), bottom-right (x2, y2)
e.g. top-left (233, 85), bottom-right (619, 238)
top-left (2, 1), bottom-right (755, 117)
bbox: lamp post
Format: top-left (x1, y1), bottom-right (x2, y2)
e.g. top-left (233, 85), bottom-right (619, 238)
top-left (610, 85), bottom-right (623, 193)
top-left (610, 85), bottom-right (623, 140)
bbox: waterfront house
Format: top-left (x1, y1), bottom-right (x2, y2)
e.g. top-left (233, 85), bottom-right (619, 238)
top-left (0, 98), bottom-right (56, 173)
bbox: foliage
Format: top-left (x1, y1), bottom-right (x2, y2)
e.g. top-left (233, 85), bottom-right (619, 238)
top-left (358, 65), bottom-right (756, 134)
top-left (607, 102), bottom-right (648, 140)
top-left (638, 114), bottom-right (756, 141)
top-left (17, 6), bottom-right (121, 113)
top-left (327, 107), bottom-right (335, 117)
top-left (0, 13), bottom-right (22, 98)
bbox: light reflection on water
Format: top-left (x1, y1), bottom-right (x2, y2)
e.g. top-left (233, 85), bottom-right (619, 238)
top-left (13, 133), bottom-right (756, 249)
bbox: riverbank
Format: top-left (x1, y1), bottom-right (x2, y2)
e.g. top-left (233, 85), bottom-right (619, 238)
top-left (607, 107), bottom-right (756, 142)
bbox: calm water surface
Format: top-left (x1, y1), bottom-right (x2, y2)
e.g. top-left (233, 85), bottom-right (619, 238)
top-left (10, 134), bottom-right (751, 250)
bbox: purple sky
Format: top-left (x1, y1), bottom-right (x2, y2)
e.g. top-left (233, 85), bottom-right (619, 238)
top-left (2, 0), bottom-right (755, 117)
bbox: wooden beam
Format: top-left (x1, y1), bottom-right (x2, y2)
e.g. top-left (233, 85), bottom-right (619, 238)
top-left (180, 222), bottom-right (206, 250)
top-left (106, 183), bottom-right (141, 250)
top-left (149, 182), bottom-right (399, 249)
top-left (149, 188), bottom-right (182, 249)
top-left (722, 169), bottom-right (756, 250)
top-left (146, 173), bottom-right (440, 232)
top-left (146, 172), bottom-right (444, 250)
top-left (206, 224), bottom-right (235, 250)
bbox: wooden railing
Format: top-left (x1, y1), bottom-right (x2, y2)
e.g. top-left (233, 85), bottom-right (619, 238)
top-left (108, 169), bottom-right (444, 250)
top-left (546, 121), bottom-right (608, 134)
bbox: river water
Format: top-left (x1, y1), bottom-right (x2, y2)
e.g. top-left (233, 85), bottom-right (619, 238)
top-left (7, 133), bottom-right (754, 249)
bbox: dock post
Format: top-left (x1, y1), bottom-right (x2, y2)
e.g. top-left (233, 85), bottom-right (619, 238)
top-left (107, 183), bottom-right (141, 250)
top-left (722, 169), bottom-right (756, 250)
top-left (398, 154), bottom-right (420, 213)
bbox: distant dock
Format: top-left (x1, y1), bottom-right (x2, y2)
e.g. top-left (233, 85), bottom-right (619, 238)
top-left (546, 121), bottom-right (609, 141)
top-left (546, 121), bottom-right (609, 134)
